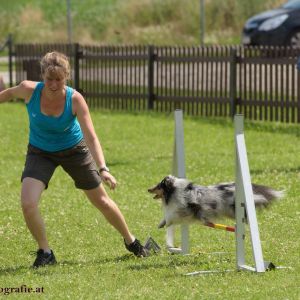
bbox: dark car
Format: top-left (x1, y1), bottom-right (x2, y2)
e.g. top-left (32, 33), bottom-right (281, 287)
top-left (242, 0), bottom-right (300, 47)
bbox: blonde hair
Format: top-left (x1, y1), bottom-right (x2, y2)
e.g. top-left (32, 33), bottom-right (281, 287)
top-left (40, 51), bottom-right (70, 80)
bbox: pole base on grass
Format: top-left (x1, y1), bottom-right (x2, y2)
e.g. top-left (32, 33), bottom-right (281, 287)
top-left (144, 237), bottom-right (161, 253)
top-left (185, 261), bottom-right (284, 276)
top-left (264, 261), bottom-right (276, 271)
top-left (167, 247), bottom-right (183, 254)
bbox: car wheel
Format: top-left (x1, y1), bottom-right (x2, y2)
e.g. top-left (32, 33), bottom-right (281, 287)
top-left (288, 30), bottom-right (300, 47)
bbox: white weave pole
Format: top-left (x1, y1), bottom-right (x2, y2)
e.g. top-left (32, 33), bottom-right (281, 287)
top-left (234, 114), bottom-right (265, 273)
top-left (167, 110), bottom-right (189, 254)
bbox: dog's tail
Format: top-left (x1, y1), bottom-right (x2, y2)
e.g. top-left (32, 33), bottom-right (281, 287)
top-left (252, 183), bottom-right (284, 207)
top-left (223, 183), bottom-right (284, 220)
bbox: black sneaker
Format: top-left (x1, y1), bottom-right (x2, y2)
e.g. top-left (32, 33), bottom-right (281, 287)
top-left (124, 239), bottom-right (149, 257)
top-left (32, 249), bottom-right (57, 268)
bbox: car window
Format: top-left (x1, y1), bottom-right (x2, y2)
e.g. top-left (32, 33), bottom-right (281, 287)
top-left (282, 0), bottom-right (300, 9)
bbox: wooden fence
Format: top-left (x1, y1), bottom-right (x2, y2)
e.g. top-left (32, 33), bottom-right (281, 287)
top-left (12, 43), bottom-right (300, 123)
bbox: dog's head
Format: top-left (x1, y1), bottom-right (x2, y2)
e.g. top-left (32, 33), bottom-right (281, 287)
top-left (148, 175), bottom-right (176, 202)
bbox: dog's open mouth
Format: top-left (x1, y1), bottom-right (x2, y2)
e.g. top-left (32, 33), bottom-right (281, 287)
top-left (148, 187), bottom-right (163, 199)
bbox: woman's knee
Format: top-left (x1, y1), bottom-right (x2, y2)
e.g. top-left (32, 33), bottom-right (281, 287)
top-left (85, 185), bottom-right (115, 211)
top-left (87, 192), bottom-right (114, 211)
top-left (21, 197), bottom-right (39, 214)
top-left (20, 178), bottom-right (44, 213)
top-left (95, 195), bottom-right (113, 211)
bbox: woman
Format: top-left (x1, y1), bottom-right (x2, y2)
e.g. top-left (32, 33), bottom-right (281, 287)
top-left (0, 51), bottom-right (148, 268)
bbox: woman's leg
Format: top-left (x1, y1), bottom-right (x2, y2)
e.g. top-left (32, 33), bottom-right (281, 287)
top-left (84, 184), bottom-right (135, 245)
top-left (84, 184), bottom-right (149, 257)
top-left (21, 177), bottom-right (50, 251)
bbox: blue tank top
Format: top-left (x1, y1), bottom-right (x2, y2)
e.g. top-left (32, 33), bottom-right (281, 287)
top-left (26, 82), bottom-right (83, 152)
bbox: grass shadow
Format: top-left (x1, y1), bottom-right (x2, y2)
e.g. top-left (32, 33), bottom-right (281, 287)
top-left (105, 160), bottom-right (133, 167)
top-left (0, 254), bottom-right (138, 276)
top-left (185, 114), bottom-right (300, 137)
top-left (245, 121), bottom-right (300, 137)
top-left (58, 253), bottom-right (139, 268)
top-left (126, 252), bottom-right (234, 273)
top-left (0, 265), bottom-right (30, 276)
top-left (251, 166), bottom-right (300, 175)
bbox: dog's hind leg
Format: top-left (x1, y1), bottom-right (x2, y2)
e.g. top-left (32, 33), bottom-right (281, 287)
top-left (187, 202), bottom-right (209, 224)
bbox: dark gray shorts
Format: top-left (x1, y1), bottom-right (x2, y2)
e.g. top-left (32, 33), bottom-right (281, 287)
top-left (21, 140), bottom-right (101, 190)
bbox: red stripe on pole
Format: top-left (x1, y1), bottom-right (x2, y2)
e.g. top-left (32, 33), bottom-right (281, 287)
top-left (225, 225), bottom-right (235, 232)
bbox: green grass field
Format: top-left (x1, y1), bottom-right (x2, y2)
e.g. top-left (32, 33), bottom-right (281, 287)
top-left (0, 103), bottom-right (299, 299)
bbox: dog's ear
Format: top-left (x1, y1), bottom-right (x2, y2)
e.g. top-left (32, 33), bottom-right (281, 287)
top-left (162, 175), bottom-right (175, 188)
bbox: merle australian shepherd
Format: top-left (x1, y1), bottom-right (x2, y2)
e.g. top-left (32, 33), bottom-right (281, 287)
top-left (148, 175), bottom-right (283, 228)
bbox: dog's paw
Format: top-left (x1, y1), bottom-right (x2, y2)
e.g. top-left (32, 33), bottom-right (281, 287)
top-left (158, 219), bottom-right (166, 229)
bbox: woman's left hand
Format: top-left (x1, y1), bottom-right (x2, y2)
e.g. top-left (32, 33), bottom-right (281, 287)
top-left (100, 171), bottom-right (117, 190)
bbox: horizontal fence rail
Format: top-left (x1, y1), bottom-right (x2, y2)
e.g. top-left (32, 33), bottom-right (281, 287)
top-left (12, 44), bottom-right (300, 123)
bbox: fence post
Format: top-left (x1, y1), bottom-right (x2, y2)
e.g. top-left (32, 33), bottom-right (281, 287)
top-left (73, 43), bottom-right (81, 92)
top-left (229, 48), bottom-right (237, 118)
top-left (148, 45), bottom-right (155, 110)
top-left (8, 34), bottom-right (13, 87)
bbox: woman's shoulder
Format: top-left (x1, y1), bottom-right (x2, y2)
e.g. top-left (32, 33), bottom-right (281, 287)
top-left (71, 89), bottom-right (85, 103)
top-left (20, 81), bottom-right (41, 103)
top-left (7, 80), bottom-right (39, 103)
top-left (71, 89), bottom-right (88, 114)
top-left (19, 80), bottom-right (40, 90)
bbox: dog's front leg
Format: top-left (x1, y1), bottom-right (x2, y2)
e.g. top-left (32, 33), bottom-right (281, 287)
top-left (158, 219), bottom-right (166, 228)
